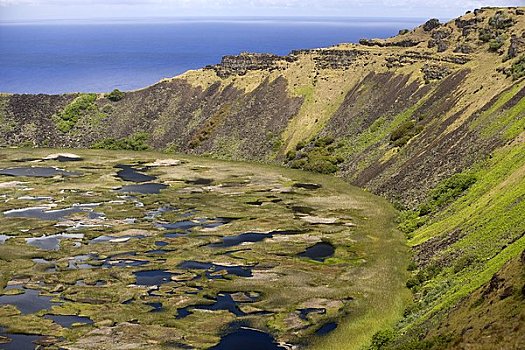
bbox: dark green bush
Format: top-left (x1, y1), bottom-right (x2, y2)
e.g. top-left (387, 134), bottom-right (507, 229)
top-left (429, 173), bottom-right (476, 208)
top-left (286, 150), bottom-right (297, 160)
top-left (510, 55), bottom-right (525, 80)
top-left (314, 135), bottom-right (335, 147)
top-left (390, 120), bottom-right (423, 147)
top-left (478, 28), bottom-right (494, 42)
top-left (398, 172), bottom-right (476, 235)
top-left (54, 93), bottom-right (97, 133)
top-left (488, 13), bottom-right (514, 29)
top-left (303, 158), bottom-right (338, 174)
top-left (106, 89), bottom-right (125, 102)
top-left (369, 329), bottom-right (395, 350)
top-left (92, 132), bottom-right (150, 151)
top-left (488, 37), bottom-right (505, 52)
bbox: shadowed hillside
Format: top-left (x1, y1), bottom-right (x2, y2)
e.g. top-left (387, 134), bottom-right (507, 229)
top-left (1, 6), bottom-right (524, 349)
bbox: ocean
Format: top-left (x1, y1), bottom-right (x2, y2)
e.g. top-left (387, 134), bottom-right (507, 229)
top-left (0, 18), bottom-right (422, 94)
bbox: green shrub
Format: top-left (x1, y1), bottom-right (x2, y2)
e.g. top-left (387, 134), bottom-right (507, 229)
top-left (314, 135), bottom-right (335, 147)
top-left (488, 12), bottom-right (514, 29)
top-left (92, 132), bottom-right (150, 151)
top-left (428, 173), bottom-right (477, 208)
top-left (488, 37), bottom-right (505, 52)
top-left (478, 28), bottom-right (494, 42)
top-left (106, 89), bottom-right (125, 102)
top-left (452, 254), bottom-right (477, 273)
top-left (510, 55), bottom-right (525, 80)
top-left (398, 172), bottom-right (476, 235)
top-left (286, 150), bottom-right (297, 160)
top-left (390, 120), bottom-right (423, 147)
top-left (53, 93), bottom-right (97, 132)
top-left (303, 158), bottom-right (338, 174)
top-left (369, 329), bottom-right (395, 350)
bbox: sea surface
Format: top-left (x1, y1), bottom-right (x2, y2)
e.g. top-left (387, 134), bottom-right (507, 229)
top-left (0, 17), bottom-right (422, 94)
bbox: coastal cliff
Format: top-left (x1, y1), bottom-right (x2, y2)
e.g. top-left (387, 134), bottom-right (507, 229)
top-left (1, 7), bottom-right (524, 349)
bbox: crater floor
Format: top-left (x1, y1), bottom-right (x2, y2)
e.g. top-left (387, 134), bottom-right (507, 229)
top-left (0, 149), bottom-right (408, 350)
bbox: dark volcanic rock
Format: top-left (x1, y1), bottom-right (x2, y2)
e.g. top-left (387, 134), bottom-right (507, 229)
top-left (422, 64), bottom-right (451, 82)
top-left (209, 52), bottom-right (294, 78)
top-left (423, 18), bottom-right (441, 31)
top-left (508, 34), bottom-right (525, 59)
top-left (359, 38), bottom-right (421, 48)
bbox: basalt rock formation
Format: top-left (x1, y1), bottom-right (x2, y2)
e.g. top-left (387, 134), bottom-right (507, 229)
top-left (1, 6), bottom-right (524, 350)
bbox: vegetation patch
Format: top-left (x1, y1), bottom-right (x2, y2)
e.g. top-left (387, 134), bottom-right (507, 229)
top-left (105, 89), bottom-right (125, 102)
top-left (52, 94), bottom-right (101, 133)
top-left (398, 173), bottom-right (477, 235)
top-left (389, 120), bottom-right (424, 148)
top-left (287, 136), bottom-right (344, 174)
top-left (92, 132), bottom-right (151, 151)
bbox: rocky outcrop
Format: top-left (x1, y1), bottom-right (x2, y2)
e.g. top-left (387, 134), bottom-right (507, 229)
top-left (421, 64), bottom-right (451, 82)
top-left (428, 28), bottom-right (452, 52)
top-left (423, 18), bottom-right (441, 31)
top-left (359, 38), bottom-right (421, 48)
top-left (207, 52), bottom-right (295, 78)
top-left (508, 33), bottom-right (525, 58)
top-left (311, 49), bottom-right (368, 69)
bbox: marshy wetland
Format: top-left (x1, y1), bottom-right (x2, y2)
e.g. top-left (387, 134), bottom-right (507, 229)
top-left (0, 149), bottom-right (408, 350)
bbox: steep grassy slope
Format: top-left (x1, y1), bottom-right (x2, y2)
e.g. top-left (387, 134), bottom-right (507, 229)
top-left (1, 6), bottom-right (524, 349)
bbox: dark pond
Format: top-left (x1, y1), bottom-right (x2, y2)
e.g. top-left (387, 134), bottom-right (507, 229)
top-left (146, 249), bottom-right (167, 255)
top-left (116, 165), bottom-right (156, 183)
top-left (209, 232), bottom-right (269, 248)
top-left (146, 302), bottom-right (164, 313)
top-left (315, 322), bottom-right (337, 336)
top-left (0, 328), bottom-right (43, 350)
top-left (179, 261), bottom-right (253, 278)
top-left (90, 235), bottom-right (145, 244)
top-left (298, 308), bottom-right (326, 320)
top-left (209, 230), bottom-right (302, 248)
top-left (176, 293), bottom-right (245, 319)
top-left (0, 288), bottom-right (54, 314)
top-left (0, 167), bottom-right (80, 177)
top-left (117, 183), bottom-right (168, 194)
top-left (68, 255), bottom-right (96, 270)
top-left (43, 314), bottom-right (93, 328)
top-left (185, 178), bottom-right (214, 185)
top-left (290, 206), bottom-right (316, 215)
top-left (26, 233), bottom-right (84, 251)
top-left (298, 242), bottom-right (335, 262)
top-left (134, 270), bottom-right (173, 286)
top-left (293, 183), bottom-right (322, 190)
top-left (155, 241), bottom-right (168, 247)
top-left (4, 204), bottom-right (96, 221)
top-left (55, 155), bottom-right (83, 162)
top-left (209, 327), bottom-right (286, 350)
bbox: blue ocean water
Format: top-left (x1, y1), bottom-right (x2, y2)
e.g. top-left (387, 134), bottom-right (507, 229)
top-left (0, 18), bottom-right (422, 94)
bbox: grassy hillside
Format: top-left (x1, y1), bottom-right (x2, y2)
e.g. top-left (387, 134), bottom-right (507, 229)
top-left (1, 6), bottom-right (524, 349)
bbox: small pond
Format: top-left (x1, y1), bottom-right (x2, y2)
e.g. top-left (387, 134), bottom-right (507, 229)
top-left (298, 242), bottom-right (335, 262)
top-left (115, 165), bottom-right (156, 183)
top-left (0, 167), bottom-right (80, 177)
top-left (209, 327), bottom-right (287, 350)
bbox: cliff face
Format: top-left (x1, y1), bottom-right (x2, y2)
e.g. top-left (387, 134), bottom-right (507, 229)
top-left (1, 7), bottom-right (525, 349)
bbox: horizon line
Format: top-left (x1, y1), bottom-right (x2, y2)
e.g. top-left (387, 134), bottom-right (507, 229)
top-left (0, 15), bottom-right (433, 25)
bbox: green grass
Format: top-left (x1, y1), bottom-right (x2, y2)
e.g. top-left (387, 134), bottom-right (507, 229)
top-left (470, 80), bottom-right (525, 139)
top-left (402, 142), bottom-right (525, 329)
top-left (91, 132), bottom-right (151, 151)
